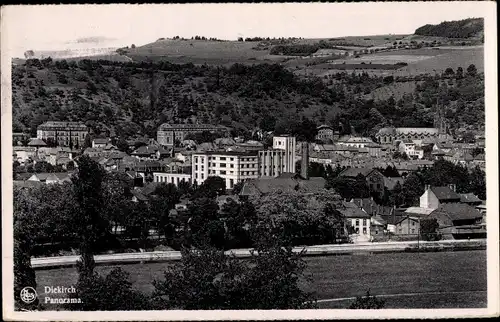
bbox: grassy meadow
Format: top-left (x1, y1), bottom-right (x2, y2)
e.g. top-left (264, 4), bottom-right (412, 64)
top-left (35, 250), bottom-right (486, 309)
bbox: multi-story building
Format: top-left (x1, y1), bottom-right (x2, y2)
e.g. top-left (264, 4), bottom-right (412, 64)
top-left (258, 149), bottom-right (287, 177)
top-left (258, 136), bottom-right (296, 177)
top-left (315, 125), bottom-right (338, 143)
top-left (157, 123), bottom-right (229, 146)
top-left (36, 121), bottom-right (89, 147)
top-left (258, 135), bottom-right (296, 177)
top-left (192, 151), bottom-right (259, 190)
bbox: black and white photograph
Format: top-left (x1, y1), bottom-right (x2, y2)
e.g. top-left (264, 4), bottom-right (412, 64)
top-left (1, 2), bottom-right (498, 320)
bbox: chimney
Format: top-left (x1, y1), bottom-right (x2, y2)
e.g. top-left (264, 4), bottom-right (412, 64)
top-left (301, 141), bottom-right (309, 180)
top-left (425, 184), bottom-right (430, 191)
top-left (448, 184), bottom-right (456, 192)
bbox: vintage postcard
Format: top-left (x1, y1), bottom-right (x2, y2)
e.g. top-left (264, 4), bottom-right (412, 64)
top-left (1, 2), bottom-right (499, 320)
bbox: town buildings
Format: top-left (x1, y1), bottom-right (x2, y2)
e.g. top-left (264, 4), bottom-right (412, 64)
top-left (36, 121), bottom-right (89, 147)
top-left (157, 123), bottom-right (229, 146)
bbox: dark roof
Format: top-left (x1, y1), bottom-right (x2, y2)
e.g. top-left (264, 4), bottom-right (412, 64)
top-left (240, 176), bottom-right (326, 196)
top-left (351, 198), bottom-right (375, 209)
top-left (431, 203), bottom-right (483, 221)
top-left (339, 167), bottom-right (378, 178)
top-left (16, 172), bottom-right (33, 181)
top-left (430, 186), bottom-right (461, 201)
top-left (131, 190), bottom-right (149, 202)
top-left (459, 193), bottom-right (482, 204)
top-left (139, 182), bottom-right (162, 196)
top-left (340, 202), bottom-right (370, 219)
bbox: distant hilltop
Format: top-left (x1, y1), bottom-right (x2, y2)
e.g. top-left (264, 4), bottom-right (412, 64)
top-left (24, 47), bottom-right (119, 59)
top-left (415, 18), bottom-right (484, 39)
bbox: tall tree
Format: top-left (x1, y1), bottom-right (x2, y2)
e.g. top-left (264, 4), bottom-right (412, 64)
top-left (71, 156), bottom-right (109, 279)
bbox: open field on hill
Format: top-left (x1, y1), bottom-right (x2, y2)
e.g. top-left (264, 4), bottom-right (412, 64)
top-left (121, 35), bottom-right (408, 65)
top-left (296, 46), bottom-right (483, 77)
top-left (35, 250), bottom-right (486, 309)
top-left (125, 39), bottom-right (293, 65)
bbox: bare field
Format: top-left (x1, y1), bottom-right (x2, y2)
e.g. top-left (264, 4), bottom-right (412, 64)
top-left (307, 46), bottom-right (483, 76)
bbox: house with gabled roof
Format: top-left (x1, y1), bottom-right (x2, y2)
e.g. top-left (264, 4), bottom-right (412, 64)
top-left (394, 216), bottom-right (420, 235)
top-left (339, 201), bottom-right (371, 242)
top-left (339, 167), bottom-right (385, 198)
top-left (428, 203), bottom-right (485, 238)
top-left (419, 184), bottom-right (461, 210)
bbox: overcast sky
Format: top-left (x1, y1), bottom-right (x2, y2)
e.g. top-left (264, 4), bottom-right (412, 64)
top-left (2, 2), bottom-right (492, 57)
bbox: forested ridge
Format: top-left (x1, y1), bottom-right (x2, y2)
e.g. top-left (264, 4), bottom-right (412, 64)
top-left (415, 18), bottom-right (484, 39)
top-left (12, 58), bottom-right (484, 140)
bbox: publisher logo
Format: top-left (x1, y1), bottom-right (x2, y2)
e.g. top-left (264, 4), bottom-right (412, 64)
top-left (20, 287), bottom-right (37, 304)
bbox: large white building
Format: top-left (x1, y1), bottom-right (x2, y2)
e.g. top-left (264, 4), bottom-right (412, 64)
top-left (258, 135), bottom-right (296, 177)
top-left (192, 151), bottom-right (259, 190)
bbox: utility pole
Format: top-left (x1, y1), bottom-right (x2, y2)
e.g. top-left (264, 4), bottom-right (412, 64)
top-left (417, 217), bottom-right (421, 250)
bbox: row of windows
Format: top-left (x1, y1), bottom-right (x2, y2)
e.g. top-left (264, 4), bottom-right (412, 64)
top-left (194, 173), bottom-right (205, 180)
top-left (155, 175), bottom-right (188, 184)
top-left (207, 170), bottom-right (258, 176)
top-left (354, 219), bottom-right (367, 226)
top-left (354, 228), bottom-right (368, 234)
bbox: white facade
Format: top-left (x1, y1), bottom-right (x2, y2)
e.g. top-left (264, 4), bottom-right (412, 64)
top-left (258, 150), bottom-right (287, 177)
top-left (192, 152), bottom-right (259, 189)
top-left (153, 172), bottom-right (192, 186)
top-left (399, 141), bottom-right (424, 159)
top-left (272, 136), bottom-right (296, 172)
top-left (349, 217), bottom-right (371, 236)
top-left (419, 188), bottom-right (440, 210)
